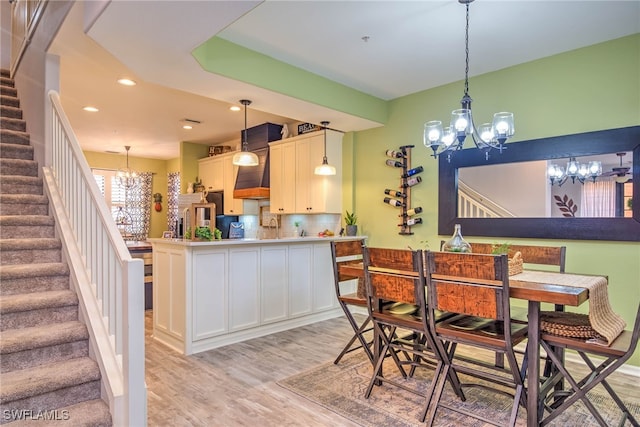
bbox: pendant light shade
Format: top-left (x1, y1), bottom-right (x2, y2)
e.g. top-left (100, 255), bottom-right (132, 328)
top-left (233, 99), bottom-right (259, 166)
top-left (314, 121), bottom-right (336, 176)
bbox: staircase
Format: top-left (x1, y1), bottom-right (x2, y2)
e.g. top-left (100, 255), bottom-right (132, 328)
top-left (0, 70), bottom-right (112, 425)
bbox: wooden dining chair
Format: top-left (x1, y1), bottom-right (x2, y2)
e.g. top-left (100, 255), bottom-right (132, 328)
top-left (330, 239), bottom-right (374, 364)
top-left (424, 251), bottom-right (529, 427)
top-left (538, 302), bottom-right (640, 426)
top-left (362, 246), bottom-right (464, 421)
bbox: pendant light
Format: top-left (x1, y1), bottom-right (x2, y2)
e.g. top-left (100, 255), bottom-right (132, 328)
top-left (314, 121), bottom-right (336, 176)
top-left (115, 145), bottom-right (140, 190)
top-left (232, 99), bottom-right (259, 166)
top-left (423, 0), bottom-right (514, 161)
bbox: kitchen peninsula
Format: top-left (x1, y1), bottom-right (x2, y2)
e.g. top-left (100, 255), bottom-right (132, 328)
top-left (148, 236), bottom-right (365, 355)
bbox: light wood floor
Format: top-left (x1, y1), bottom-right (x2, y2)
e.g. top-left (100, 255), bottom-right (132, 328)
top-left (145, 311), bottom-right (639, 426)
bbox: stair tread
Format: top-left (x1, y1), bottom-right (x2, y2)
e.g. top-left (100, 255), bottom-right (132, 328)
top-left (0, 194), bottom-right (48, 204)
top-left (4, 399), bottom-right (112, 427)
top-left (0, 290), bottom-right (77, 314)
top-left (0, 175), bottom-right (41, 184)
top-left (0, 357), bottom-right (100, 403)
top-left (0, 238), bottom-right (60, 250)
top-left (0, 262), bottom-right (69, 279)
top-left (0, 215), bottom-right (54, 225)
top-left (0, 321), bottom-right (88, 354)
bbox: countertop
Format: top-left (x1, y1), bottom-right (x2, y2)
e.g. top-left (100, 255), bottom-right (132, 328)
top-left (147, 235), bottom-right (366, 247)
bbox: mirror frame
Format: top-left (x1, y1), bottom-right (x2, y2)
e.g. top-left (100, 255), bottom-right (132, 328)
top-left (438, 126), bottom-right (640, 241)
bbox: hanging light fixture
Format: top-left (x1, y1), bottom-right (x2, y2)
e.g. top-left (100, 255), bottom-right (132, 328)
top-left (115, 145), bottom-right (140, 190)
top-left (424, 0), bottom-right (514, 161)
top-left (314, 121), bottom-right (336, 176)
top-left (547, 157), bottom-right (602, 186)
top-left (232, 99), bottom-right (259, 166)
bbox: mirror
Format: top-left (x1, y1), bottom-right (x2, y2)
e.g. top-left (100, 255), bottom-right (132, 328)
top-left (438, 126), bottom-right (640, 241)
top-left (458, 152), bottom-right (633, 218)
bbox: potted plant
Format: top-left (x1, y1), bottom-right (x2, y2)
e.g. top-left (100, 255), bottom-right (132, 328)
top-left (344, 211), bottom-right (358, 236)
top-left (185, 226), bottom-right (221, 241)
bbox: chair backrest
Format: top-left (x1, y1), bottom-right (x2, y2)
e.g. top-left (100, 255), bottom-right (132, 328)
top-left (363, 247), bottom-right (423, 309)
top-left (330, 239), bottom-right (365, 297)
top-left (469, 242), bottom-right (566, 272)
top-left (425, 251), bottom-right (510, 324)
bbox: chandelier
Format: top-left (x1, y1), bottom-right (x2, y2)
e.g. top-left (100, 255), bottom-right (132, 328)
top-left (232, 99), bottom-right (259, 166)
top-left (547, 158), bottom-right (602, 186)
top-left (423, 0), bottom-right (514, 161)
top-left (116, 146), bottom-right (140, 190)
top-left (314, 121), bottom-right (336, 176)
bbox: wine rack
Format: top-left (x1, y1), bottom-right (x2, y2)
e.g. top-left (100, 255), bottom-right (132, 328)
top-left (383, 145), bottom-right (423, 235)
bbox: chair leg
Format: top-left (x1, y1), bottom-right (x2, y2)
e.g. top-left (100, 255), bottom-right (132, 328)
top-left (334, 306), bottom-right (374, 364)
top-left (424, 362), bottom-right (450, 425)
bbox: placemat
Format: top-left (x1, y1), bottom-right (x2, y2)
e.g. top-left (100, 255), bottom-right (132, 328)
top-left (510, 271), bottom-right (626, 345)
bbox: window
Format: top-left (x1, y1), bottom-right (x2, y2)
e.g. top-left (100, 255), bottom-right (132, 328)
top-left (93, 168), bottom-right (150, 240)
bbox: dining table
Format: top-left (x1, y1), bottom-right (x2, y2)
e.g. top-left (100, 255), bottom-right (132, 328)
top-left (338, 261), bottom-right (623, 426)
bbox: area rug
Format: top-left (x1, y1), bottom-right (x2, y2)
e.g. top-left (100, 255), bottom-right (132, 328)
top-left (277, 352), bottom-right (640, 426)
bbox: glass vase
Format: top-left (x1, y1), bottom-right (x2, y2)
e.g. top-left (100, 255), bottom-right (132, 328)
top-left (442, 224), bottom-right (472, 253)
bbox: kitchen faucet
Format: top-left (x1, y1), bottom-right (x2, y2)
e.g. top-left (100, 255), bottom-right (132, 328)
top-left (268, 217), bottom-right (279, 239)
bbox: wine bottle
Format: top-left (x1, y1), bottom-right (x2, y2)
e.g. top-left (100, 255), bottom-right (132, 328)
top-left (402, 176), bottom-right (422, 187)
top-left (406, 217), bottom-right (423, 226)
top-left (405, 207), bottom-right (423, 216)
top-left (385, 149), bottom-right (404, 159)
top-left (404, 166), bottom-right (424, 177)
top-left (383, 197), bottom-right (405, 207)
top-left (385, 159), bottom-right (403, 168)
top-left (384, 189), bottom-right (406, 198)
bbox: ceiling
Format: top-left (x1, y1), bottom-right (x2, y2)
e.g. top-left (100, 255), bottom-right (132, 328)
top-left (49, 1), bottom-right (640, 160)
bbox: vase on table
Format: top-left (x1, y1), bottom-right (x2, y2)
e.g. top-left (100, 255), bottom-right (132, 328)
top-left (442, 224), bottom-right (471, 253)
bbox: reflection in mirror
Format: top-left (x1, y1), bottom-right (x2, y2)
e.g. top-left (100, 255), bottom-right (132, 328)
top-left (438, 126), bottom-right (640, 241)
top-left (458, 152), bottom-right (633, 218)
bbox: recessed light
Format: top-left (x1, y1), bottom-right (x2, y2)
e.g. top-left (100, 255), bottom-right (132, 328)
top-left (180, 118), bottom-right (201, 130)
top-left (230, 106), bottom-right (241, 112)
top-left (117, 78), bottom-right (136, 86)
top-left (83, 106), bottom-right (99, 112)
top-left (183, 125), bottom-right (193, 130)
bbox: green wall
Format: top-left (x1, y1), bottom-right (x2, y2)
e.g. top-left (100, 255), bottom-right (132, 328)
top-left (83, 151), bottom-right (169, 238)
top-left (349, 34), bottom-right (640, 366)
top-left (180, 141), bottom-right (209, 193)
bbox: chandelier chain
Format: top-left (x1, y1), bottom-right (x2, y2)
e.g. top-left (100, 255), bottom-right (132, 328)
top-left (464, 2), bottom-right (470, 97)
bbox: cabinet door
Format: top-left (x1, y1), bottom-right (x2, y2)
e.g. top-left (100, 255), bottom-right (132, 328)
top-left (193, 249), bottom-right (228, 339)
top-left (222, 155), bottom-right (242, 215)
top-left (288, 244), bottom-right (313, 317)
top-left (269, 142), bottom-right (296, 213)
top-left (228, 247), bottom-right (260, 331)
top-left (294, 136), bottom-right (315, 213)
top-left (295, 132), bottom-right (343, 214)
top-left (312, 243), bottom-right (338, 311)
top-left (199, 156), bottom-right (224, 192)
top-left (260, 246), bottom-right (288, 323)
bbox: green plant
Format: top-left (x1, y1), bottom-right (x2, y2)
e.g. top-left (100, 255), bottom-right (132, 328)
top-left (344, 211), bottom-right (357, 226)
top-left (294, 221), bottom-right (301, 227)
top-left (628, 198), bottom-right (633, 209)
top-left (491, 242), bottom-right (511, 254)
top-left (186, 226), bottom-right (216, 241)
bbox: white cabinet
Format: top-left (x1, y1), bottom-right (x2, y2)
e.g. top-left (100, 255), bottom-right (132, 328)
top-left (269, 142), bottom-right (296, 213)
top-left (260, 246), bottom-right (288, 324)
top-left (312, 243), bottom-right (338, 311)
top-left (192, 249), bottom-right (227, 339)
top-left (228, 247), bottom-right (260, 331)
top-left (222, 154), bottom-right (258, 216)
top-left (198, 156), bottom-right (224, 192)
top-left (288, 244), bottom-right (313, 317)
top-left (295, 133), bottom-right (342, 214)
top-left (270, 130), bottom-right (342, 214)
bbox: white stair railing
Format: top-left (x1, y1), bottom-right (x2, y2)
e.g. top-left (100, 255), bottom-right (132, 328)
top-left (458, 180), bottom-right (516, 218)
top-left (44, 90), bottom-right (146, 426)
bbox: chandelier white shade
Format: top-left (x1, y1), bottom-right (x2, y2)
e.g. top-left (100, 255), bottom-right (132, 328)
top-left (547, 158), bottom-right (602, 186)
top-left (115, 146), bottom-right (140, 190)
top-left (233, 99), bottom-right (259, 166)
top-left (314, 121), bottom-right (336, 176)
top-left (424, 0), bottom-right (514, 161)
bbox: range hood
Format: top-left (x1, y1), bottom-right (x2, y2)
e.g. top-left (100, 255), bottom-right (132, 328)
top-left (233, 147), bottom-right (270, 199)
top-left (233, 123), bottom-right (283, 199)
